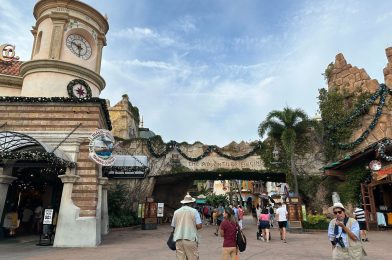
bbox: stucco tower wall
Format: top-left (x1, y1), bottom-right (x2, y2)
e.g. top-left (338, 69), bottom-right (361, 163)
top-left (22, 0), bottom-right (108, 97)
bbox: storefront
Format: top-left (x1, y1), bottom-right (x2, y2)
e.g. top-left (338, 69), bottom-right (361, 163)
top-left (324, 139), bottom-right (392, 230)
top-left (0, 131), bottom-right (73, 238)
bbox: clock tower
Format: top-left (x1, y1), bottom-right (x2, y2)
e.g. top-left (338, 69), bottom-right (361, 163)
top-left (20, 0), bottom-right (109, 98)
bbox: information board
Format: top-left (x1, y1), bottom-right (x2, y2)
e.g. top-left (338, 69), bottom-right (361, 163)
top-left (43, 209), bottom-right (54, 225)
top-left (157, 203), bottom-right (164, 217)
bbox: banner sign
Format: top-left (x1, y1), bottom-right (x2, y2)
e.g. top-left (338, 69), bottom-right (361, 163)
top-left (43, 209), bottom-right (54, 225)
top-left (88, 129), bottom-right (115, 166)
top-left (0, 44), bottom-right (20, 62)
top-left (157, 203), bottom-right (164, 217)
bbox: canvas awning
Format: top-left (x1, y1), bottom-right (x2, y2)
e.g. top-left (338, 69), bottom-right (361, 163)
top-left (103, 155), bottom-right (149, 178)
top-left (0, 131), bottom-right (74, 167)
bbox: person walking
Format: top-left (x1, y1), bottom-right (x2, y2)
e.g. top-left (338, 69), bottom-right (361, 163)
top-left (238, 205), bottom-right (244, 230)
top-left (203, 205), bottom-right (210, 225)
top-left (353, 206), bottom-right (368, 242)
top-left (255, 204), bottom-right (261, 225)
top-left (32, 203), bottom-right (43, 235)
top-left (275, 202), bottom-right (288, 243)
top-left (328, 202), bottom-right (364, 260)
top-left (171, 193), bottom-right (203, 260)
top-left (258, 208), bottom-right (270, 242)
top-left (219, 207), bottom-right (238, 260)
top-left (268, 204), bottom-right (275, 228)
top-left (215, 204), bottom-right (224, 236)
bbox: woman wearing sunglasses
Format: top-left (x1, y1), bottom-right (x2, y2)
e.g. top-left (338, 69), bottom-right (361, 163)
top-left (327, 202), bottom-right (366, 259)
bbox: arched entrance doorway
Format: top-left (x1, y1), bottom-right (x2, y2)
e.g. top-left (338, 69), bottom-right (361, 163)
top-left (0, 131), bottom-right (74, 239)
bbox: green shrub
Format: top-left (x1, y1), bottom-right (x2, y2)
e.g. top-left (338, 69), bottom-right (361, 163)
top-left (108, 184), bottom-right (139, 228)
top-left (302, 220), bottom-right (329, 230)
top-left (303, 214), bottom-right (329, 230)
top-left (306, 214), bottom-right (328, 224)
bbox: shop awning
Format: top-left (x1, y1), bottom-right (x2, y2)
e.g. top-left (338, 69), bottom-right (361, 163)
top-left (0, 131), bottom-right (75, 168)
top-left (103, 155), bottom-right (149, 178)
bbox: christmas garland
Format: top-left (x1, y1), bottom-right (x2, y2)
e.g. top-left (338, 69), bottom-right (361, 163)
top-left (0, 151), bottom-right (76, 168)
top-left (378, 139), bottom-right (392, 162)
top-left (325, 84), bottom-right (391, 149)
top-left (146, 139), bottom-right (262, 161)
top-left (0, 96), bottom-right (112, 130)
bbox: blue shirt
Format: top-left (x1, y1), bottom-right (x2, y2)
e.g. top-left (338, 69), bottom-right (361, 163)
top-left (328, 218), bottom-right (360, 248)
top-left (233, 207), bottom-right (238, 220)
top-left (217, 206), bottom-right (224, 221)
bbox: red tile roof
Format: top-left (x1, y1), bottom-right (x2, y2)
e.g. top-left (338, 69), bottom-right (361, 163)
top-left (0, 60), bottom-right (23, 76)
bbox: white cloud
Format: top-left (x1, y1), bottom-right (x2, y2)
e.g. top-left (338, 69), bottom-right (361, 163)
top-left (172, 15), bottom-right (197, 33)
top-left (112, 27), bottom-right (176, 47)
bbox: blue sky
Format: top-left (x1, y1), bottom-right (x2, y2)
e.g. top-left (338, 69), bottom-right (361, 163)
top-left (2, 0), bottom-right (392, 146)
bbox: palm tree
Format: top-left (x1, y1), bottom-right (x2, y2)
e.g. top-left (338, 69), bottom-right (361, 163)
top-left (258, 107), bottom-right (310, 196)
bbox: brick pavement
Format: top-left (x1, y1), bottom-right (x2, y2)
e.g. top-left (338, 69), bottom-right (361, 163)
top-left (0, 215), bottom-right (390, 260)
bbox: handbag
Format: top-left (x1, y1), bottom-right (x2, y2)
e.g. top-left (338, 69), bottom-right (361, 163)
top-left (167, 229), bottom-right (176, 251)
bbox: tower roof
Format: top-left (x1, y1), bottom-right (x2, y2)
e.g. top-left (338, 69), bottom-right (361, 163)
top-left (0, 60), bottom-right (23, 76)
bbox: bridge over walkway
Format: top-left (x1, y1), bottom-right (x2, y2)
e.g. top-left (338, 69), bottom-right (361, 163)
top-left (111, 139), bottom-right (285, 209)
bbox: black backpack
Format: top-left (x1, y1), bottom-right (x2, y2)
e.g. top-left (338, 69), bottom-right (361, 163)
top-left (236, 226), bottom-right (247, 252)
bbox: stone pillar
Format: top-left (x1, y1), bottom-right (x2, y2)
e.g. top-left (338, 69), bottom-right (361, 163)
top-left (30, 26), bottom-right (37, 59)
top-left (49, 13), bottom-right (69, 60)
top-left (54, 168), bottom-right (101, 247)
top-left (53, 170), bottom-right (79, 247)
top-left (0, 167), bottom-right (16, 221)
top-left (95, 35), bottom-right (106, 74)
top-left (98, 177), bottom-right (109, 235)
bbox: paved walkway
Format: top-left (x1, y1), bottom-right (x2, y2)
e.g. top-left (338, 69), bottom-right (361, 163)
top-left (0, 216), bottom-right (390, 259)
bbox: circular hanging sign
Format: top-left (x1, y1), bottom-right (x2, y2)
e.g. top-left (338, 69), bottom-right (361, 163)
top-left (369, 160), bottom-right (382, 171)
top-left (67, 79), bottom-right (92, 98)
top-left (88, 129), bottom-right (115, 166)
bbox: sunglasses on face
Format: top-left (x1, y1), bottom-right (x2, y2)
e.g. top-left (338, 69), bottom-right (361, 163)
top-left (333, 210), bottom-right (343, 215)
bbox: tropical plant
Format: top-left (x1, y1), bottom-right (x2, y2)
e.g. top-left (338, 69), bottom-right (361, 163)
top-left (205, 194), bottom-right (229, 207)
top-left (258, 107), bottom-right (311, 195)
top-left (108, 184), bottom-right (140, 227)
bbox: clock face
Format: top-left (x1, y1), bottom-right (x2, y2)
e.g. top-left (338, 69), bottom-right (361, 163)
top-left (369, 160), bottom-right (382, 171)
top-left (65, 34), bottom-right (92, 60)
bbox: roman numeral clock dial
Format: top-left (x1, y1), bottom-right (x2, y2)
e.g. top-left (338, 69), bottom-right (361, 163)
top-left (66, 34), bottom-right (92, 60)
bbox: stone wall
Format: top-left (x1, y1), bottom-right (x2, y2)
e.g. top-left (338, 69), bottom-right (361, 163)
top-left (327, 49), bottom-right (392, 153)
top-left (108, 94), bottom-right (139, 139)
top-left (0, 101), bottom-right (109, 217)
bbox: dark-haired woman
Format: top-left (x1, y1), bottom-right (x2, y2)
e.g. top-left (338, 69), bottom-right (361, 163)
top-left (220, 207), bottom-right (238, 260)
top-left (259, 208), bottom-right (270, 242)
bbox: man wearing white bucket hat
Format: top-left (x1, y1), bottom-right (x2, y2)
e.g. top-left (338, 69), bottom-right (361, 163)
top-left (171, 193), bottom-right (202, 260)
top-left (327, 202), bottom-right (365, 259)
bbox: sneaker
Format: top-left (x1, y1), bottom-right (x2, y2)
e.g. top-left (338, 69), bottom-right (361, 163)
top-left (214, 232), bottom-right (218, 236)
top-left (365, 238), bottom-right (369, 242)
top-left (283, 240), bottom-right (287, 243)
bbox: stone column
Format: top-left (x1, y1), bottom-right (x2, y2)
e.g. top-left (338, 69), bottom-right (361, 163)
top-left (0, 167), bottom-right (16, 222)
top-left (53, 169), bottom-right (79, 247)
top-left (98, 177), bottom-right (109, 235)
top-left (30, 26), bottom-right (38, 59)
top-left (49, 12), bottom-right (69, 60)
top-left (95, 35), bottom-right (106, 74)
